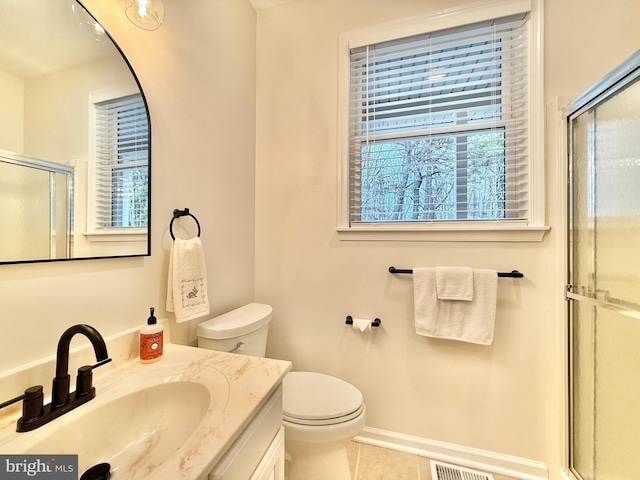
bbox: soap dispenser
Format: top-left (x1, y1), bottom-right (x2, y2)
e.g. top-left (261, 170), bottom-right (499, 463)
top-left (140, 307), bottom-right (163, 363)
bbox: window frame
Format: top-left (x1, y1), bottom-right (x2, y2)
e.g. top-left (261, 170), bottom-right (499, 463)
top-left (337, 0), bottom-right (548, 242)
top-left (85, 84), bottom-right (148, 243)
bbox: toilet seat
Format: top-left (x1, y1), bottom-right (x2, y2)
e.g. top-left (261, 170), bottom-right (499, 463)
top-left (282, 372), bottom-right (364, 426)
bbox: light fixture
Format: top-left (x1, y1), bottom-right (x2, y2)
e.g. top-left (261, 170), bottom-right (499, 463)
top-left (125, 0), bottom-right (165, 31)
top-left (72, 2), bottom-right (109, 43)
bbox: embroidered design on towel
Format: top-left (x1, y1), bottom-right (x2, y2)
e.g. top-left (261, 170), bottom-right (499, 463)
top-left (187, 286), bottom-right (199, 299)
top-left (180, 277), bottom-right (207, 308)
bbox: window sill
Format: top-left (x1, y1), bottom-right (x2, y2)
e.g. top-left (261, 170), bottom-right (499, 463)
top-left (336, 223), bottom-right (550, 242)
top-left (84, 228), bottom-right (147, 243)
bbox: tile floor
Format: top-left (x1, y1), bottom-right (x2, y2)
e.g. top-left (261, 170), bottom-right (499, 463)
top-left (346, 441), bottom-right (520, 480)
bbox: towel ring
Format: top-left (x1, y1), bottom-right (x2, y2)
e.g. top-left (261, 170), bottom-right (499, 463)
top-left (169, 208), bottom-right (201, 240)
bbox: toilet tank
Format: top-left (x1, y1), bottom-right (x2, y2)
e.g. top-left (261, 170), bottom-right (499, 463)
top-left (196, 303), bottom-right (272, 357)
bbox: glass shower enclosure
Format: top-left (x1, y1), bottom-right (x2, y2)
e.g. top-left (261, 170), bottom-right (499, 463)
top-left (0, 150), bottom-right (74, 262)
top-left (566, 50), bottom-right (640, 480)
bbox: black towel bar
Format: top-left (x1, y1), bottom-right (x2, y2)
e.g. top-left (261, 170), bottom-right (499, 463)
top-left (388, 266), bottom-right (523, 278)
top-left (170, 208), bottom-right (201, 240)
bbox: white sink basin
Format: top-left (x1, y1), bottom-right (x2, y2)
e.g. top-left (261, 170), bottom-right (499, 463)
top-left (3, 355), bottom-right (232, 479)
top-left (0, 342), bottom-right (290, 480)
top-left (27, 381), bottom-right (212, 476)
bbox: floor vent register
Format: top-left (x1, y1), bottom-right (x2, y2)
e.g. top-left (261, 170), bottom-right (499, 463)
top-left (430, 460), bottom-right (494, 480)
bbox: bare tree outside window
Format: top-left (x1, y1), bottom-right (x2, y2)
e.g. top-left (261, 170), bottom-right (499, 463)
top-left (358, 132), bottom-right (505, 222)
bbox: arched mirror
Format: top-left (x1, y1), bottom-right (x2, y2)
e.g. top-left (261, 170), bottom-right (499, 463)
top-left (0, 0), bottom-right (150, 264)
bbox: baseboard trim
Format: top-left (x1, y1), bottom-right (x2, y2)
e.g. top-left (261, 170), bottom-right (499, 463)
top-left (354, 427), bottom-right (548, 480)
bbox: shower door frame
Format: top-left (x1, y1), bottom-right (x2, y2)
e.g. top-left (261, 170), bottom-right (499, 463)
top-left (564, 50), bottom-right (640, 480)
top-left (0, 150), bottom-right (75, 260)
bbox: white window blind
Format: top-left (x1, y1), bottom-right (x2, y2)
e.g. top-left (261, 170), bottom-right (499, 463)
top-left (348, 13), bottom-right (529, 224)
top-left (94, 93), bottom-right (149, 229)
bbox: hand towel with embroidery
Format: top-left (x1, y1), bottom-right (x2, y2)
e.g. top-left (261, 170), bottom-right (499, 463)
top-left (413, 267), bottom-right (497, 345)
top-left (166, 237), bottom-right (210, 323)
top-left (435, 266), bottom-right (474, 301)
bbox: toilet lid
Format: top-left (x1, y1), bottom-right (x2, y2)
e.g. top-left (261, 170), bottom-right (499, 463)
top-left (282, 372), bottom-right (364, 426)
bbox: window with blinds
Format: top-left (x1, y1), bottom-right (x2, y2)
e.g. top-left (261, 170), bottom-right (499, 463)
top-left (347, 13), bottom-right (529, 225)
top-left (93, 93), bottom-right (149, 229)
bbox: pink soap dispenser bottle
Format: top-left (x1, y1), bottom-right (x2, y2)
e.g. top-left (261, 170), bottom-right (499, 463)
top-left (140, 307), bottom-right (163, 363)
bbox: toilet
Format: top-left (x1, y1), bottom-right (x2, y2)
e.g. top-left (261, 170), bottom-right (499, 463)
top-left (196, 303), bottom-right (365, 480)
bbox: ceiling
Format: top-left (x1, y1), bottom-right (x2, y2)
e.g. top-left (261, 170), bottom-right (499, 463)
top-left (249, 0), bottom-right (299, 12)
top-left (0, 0), bottom-right (113, 80)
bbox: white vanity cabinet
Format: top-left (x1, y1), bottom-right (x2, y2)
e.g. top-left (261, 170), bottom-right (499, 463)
top-left (248, 427), bottom-right (284, 480)
top-left (209, 386), bottom-right (285, 480)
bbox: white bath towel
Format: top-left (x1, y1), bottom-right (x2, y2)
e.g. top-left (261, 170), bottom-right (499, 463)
top-left (435, 266), bottom-right (473, 301)
top-left (413, 267), bottom-right (497, 345)
top-left (166, 237), bottom-right (210, 323)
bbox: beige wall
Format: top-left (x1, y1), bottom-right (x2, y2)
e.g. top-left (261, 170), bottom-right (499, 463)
top-left (0, 69), bottom-right (24, 154)
top-left (0, 0), bottom-right (257, 371)
top-left (254, 0), bottom-right (640, 471)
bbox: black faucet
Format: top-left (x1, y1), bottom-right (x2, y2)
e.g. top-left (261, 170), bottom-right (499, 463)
top-left (52, 324), bottom-right (110, 408)
top-left (0, 324), bottom-right (112, 432)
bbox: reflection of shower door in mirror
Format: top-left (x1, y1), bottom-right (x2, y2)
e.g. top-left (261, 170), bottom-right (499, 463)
top-left (0, 152), bottom-right (73, 262)
top-left (566, 51), bottom-right (640, 480)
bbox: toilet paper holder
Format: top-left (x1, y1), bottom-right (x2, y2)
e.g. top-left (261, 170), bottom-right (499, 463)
top-left (345, 316), bottom-right (381, 327)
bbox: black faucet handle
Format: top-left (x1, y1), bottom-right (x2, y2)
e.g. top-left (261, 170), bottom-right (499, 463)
top-left (75, 358), bottom-right (112, 397)
top-left (21, 386), bottom-right (44, 421)
top-left (0, 386), bottom-right (43, 420)
top-left (0, 393), bottom-right (25, 410)
top-left (76, 366), bottom-right (94, 397)
top-left (92, 358), bottom-right (112, 369)
top-left (2, 386), bottom-right (45, 432)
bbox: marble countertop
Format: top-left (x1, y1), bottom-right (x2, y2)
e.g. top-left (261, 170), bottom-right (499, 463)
top-left (0, 330), bottom-right (291, 479)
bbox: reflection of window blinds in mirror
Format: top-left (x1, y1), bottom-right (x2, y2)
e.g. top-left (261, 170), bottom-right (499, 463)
top-left (94, 93), bottom-right (149, 229)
